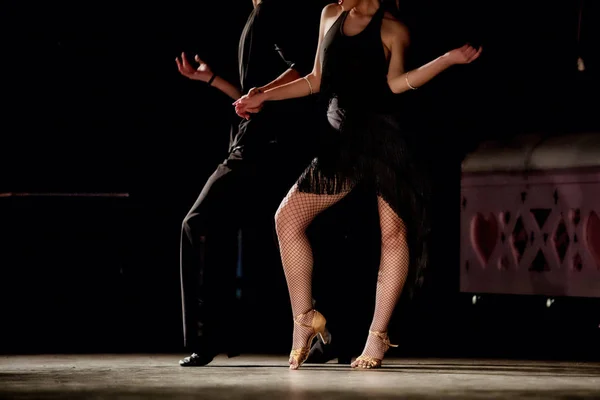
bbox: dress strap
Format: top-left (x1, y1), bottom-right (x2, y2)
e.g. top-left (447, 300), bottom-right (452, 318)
top-left (368, 5), bottom-right (386, 32)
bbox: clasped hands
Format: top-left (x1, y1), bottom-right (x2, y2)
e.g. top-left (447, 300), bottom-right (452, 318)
top-left (234, 88), bottom-right (266, 120)
top-left (175, 52), bottom-right (265, 120)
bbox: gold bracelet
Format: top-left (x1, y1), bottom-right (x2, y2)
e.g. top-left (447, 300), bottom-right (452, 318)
top-left (303, 77), bottom-right (314, 95)
top-left (405, 72), bottom-right (417, 90)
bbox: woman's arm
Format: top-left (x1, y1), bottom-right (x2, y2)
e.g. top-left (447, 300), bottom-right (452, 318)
top-left (259, 68), bottom-right (303, 92)
top-left (384, 22), bottom-right (482, 94)
top-left (236, 69), bottom-right (302, 119)
top-left (234, 4), bottom-right (341, 112)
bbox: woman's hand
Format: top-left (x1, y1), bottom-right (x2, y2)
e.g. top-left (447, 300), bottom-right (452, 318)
top-left (443, 44), bottom-right (482, 66)
top-left (234, 91), bottom-right (267, 120)
top-left (175, 52), bottom-right (214, 82)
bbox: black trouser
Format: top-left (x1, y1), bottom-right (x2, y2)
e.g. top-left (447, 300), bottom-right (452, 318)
top-left (180, 146), bottom-right (302, 351)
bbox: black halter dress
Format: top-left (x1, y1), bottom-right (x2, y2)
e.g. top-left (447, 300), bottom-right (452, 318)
top-left (297, 6), bottom-right (431, 293)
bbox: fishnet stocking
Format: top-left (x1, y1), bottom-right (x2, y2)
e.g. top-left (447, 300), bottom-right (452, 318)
top-left (275, 184), bottom-right (351, 351)
top-left (352, 196), bottom-right (410, 367)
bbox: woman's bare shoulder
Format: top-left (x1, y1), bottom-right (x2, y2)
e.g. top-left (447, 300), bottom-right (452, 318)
top-left (322, 3), bottom-right (343, 19)
top-left (382, 11), bottom-right (409, 43)
top-left (382, 12), bottom-right (408, 34)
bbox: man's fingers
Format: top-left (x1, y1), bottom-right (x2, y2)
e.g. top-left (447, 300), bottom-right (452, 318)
top-left (181, 52), bottom-right (194, 70)
top-left (181, 55), bottom-right (189, 69)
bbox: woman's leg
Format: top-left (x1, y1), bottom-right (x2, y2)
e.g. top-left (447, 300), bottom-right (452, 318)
top-left (352, 196), bottom-right (410, 367)
top-left (275, 184), bottom-right (350, 363)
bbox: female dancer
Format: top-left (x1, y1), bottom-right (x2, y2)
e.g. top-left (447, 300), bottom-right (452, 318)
top-left (235, 0), bottom-right (481, 369)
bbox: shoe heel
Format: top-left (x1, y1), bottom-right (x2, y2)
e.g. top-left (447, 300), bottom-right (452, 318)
top-left (318, 330), bottom-right (329, 345)
top-left (313, 311), bottom-right (328, 344)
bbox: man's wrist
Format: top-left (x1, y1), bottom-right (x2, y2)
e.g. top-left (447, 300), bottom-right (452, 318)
top-left (207, 73), bottom-right (217, 86)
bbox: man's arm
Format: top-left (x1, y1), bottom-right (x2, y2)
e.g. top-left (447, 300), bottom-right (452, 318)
top-left (176, 53), bottom-right (242, 100)
top-left (247, 1), bottom-right (319, 95)
top-left (209, 76), bottom-right (243, 100)
top-left (234, 4), bottom-right (339, 115)
top-left (237, 68), bottom-right (301, 118)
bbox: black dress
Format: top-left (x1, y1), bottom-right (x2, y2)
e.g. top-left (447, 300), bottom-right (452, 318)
top-left (297, 6), bottom-right (431, 293)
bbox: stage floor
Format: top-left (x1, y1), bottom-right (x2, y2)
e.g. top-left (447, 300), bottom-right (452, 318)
top-left (1, 355), bottom-right (599, 399)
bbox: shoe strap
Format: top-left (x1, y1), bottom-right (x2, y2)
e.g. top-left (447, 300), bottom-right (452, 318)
top-left (293, 310), bottom-right (315, 329)
top-left (368, 330), bottom-right (399, 349)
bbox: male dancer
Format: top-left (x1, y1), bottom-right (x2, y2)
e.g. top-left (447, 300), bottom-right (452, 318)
top-left (176, 0), bottom-right (328, 366)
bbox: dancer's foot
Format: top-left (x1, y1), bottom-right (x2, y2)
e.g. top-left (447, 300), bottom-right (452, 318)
top-left (179, 348), bottom-right (240, 367)
top-left (351, 330), bottom-right (398, 369)
top-left (179, 352), bottom-right (215, 367)
top-left (289, 310), bottom-right (328, 370)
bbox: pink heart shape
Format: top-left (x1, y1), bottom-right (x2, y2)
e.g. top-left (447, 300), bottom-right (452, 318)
top-left (471, 213), bottom-right (499, 266)
top-left (586, 211), bottom-right (600, 269)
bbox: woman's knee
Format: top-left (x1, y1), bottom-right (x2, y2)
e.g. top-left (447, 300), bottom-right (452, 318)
top-left (274, 202), bottom-right (291, 236)
top-left (275, 199), bottom-right (304, 238)
top-left (380, 219), bottom-right (407, 248)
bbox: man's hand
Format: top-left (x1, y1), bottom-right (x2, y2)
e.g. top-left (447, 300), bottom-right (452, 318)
top-left (175, 52), bottom-right (214, 82)
top-left (247, 87), bottom-right (263, 97)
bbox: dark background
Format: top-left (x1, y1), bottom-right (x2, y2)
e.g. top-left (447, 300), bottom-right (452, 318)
top-left (1, 0), bottom-right (599, 359)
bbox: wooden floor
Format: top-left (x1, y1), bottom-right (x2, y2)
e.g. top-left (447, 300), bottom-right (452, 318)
top-left (1, 354), bottom-right (600, 399)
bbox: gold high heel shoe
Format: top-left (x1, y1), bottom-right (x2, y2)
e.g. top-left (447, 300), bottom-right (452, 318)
top-left (352, 330), bottom-right (398, 369)
top-left (289, 310), bottom-right (328, 370)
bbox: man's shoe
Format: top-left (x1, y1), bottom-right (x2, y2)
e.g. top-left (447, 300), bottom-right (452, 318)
top-left (305, 330), bottom-right (351, 365)
top-left (179, 352), bottom-right (216, 367)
